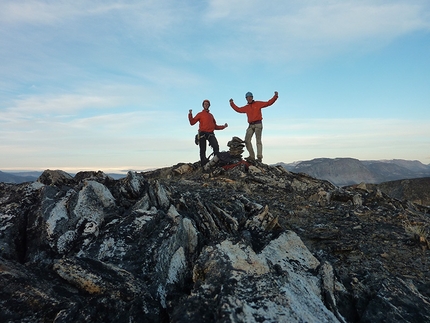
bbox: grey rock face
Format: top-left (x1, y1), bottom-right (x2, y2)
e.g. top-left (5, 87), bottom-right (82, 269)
top-left (377, 177), bottom-right (430, 207)
top-left (1, 165), bottom-right (430, 322)
top-left (280, 158), bottom-right (430, 186)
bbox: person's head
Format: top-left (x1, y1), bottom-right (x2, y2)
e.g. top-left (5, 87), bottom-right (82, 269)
top-left (202, 99), bottom-right (210, 110)
top-left (245, 92), bottom-right (253, 103)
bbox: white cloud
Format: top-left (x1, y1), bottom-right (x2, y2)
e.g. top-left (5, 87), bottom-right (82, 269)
top-left (0, 1), bottom-right (74, 25)
top-left (268, 117), bottom-right (430, 136)
top-left (6, 95), bottom-right (117, 117)
top-left (204, 0), bottom-right (430, 62)
top-left (0, 80), bottom-right (168, 119)
top-left (0, 1), bottom-right (165, 26)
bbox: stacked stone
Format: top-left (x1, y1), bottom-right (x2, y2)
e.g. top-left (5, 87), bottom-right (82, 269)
top-left (227, 136), bottom-right (245, 158)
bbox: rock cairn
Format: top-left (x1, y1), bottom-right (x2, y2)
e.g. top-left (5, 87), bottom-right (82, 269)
top-left (227, 136), bottom-right (245, 158)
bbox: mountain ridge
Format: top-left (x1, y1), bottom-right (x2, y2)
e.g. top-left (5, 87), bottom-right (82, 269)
top-left (0, 170), bottom-right (126, 183)
top-left (277, 157), bottom-right (430, 186)
top-left (2, 158), bottom-right (430, 185)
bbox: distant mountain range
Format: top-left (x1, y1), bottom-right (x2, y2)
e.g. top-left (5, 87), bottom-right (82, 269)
top-left (277, 158), bottom-right (430, 186)
top-left (2, 158), bottom-right (430, 186)
top-left (0, 171), bottom-right (126, 184)
top-left (0, 171), bottom-right (40, 184)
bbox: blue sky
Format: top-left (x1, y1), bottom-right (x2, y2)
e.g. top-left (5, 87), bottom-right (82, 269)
top-left (1, 0), bottom-right (429, 173)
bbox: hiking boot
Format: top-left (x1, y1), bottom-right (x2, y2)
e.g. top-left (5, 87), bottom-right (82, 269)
top-left (245, 156), bottom-right (255, 162)
top-left (257, 157), bottom-right (262, 163)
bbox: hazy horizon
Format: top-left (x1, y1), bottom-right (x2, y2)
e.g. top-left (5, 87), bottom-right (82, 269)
top-left (2, 157), bottom-right (429, 176)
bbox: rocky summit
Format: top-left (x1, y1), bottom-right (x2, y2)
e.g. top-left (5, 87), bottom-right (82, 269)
top-left (1, 162), bottom-right (430, 323)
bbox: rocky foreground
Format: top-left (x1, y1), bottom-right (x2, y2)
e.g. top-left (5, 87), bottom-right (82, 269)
top-left (1, 162), bottom-right (429, 322)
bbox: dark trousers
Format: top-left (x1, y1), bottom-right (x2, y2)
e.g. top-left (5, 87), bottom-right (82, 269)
top-left (199, 132), bottom-right (220, 166)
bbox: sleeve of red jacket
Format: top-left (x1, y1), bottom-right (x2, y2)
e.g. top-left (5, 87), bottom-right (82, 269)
top-left (189, 112), bottom-right (199, 125)
top-left (213, 116), bottom-right (226, 130)
top-left (263, 93), bottom-right (278, 107)
top-left (230, 101), bottom-right (246, 113)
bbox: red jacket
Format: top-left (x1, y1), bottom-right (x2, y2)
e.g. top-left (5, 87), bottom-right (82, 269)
top-left (189, 109), bottom-right (226, 132)
top-left (230, 94), bottom-right (278, 123)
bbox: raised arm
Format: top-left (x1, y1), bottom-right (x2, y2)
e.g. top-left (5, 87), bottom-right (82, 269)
top-left (229, 98), bottom-right (245, 113)
top-left (188, 109), bottom-right (198, 125)
top-left (263, 91), bottom-right (278, 107)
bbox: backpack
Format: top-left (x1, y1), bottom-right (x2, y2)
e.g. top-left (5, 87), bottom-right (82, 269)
top-left (216, 151), bottom-right (237, 166)
top-left (217, 152), bottom-right (251, 170)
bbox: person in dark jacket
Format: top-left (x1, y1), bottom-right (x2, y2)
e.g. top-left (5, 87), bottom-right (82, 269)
top-left (189, 99), bottom-right (228, 166)
top-left (229, 91), bottom-right (278, 162)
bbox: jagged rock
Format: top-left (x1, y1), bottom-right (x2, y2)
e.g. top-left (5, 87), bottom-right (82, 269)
top-left (1, 162), bottom-right (430, 322)
top-left (53, 257), bottom-right (146, 299)
top-left (172, 163), bottom-right (194, 175)
top-left (177, 231), bottom-right (343, 322)
top-left (377, 177), bottom-right (430, 207)
top-left (74, 170), bottom-right (114, 183)
top-left (37, 169), bottom-right (74, 186)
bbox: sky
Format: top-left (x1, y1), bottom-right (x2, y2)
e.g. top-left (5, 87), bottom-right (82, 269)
top-left (1, 0), bottom-right (430, 174)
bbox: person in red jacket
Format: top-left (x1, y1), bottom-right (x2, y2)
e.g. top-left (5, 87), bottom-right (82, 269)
top-left (189, 99), bottom-right (228, 166)
top-left (229, 91), bottom-right (278, 163)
